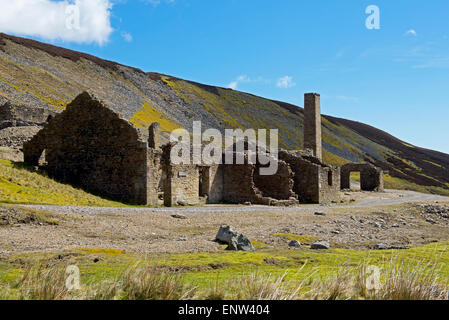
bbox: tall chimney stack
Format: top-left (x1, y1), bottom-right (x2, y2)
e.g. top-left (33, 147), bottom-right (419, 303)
top-left (304, 93), bottom-right (322, 161)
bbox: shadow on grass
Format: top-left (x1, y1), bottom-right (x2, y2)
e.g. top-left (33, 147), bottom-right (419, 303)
top-left (5, 161), bottom-right (160, 208)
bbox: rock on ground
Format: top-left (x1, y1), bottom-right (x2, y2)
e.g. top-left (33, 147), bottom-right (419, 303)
top-left (288, 240), bottom-right (302, 248)
top-left (311, 241), bottom-right (330, 250)
top-left (216, 225), bottom-right (255, 252)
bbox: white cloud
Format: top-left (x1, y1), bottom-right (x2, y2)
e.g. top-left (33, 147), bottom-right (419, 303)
top-left (121, 31), bottom-right (133, 42)
top-left (0, 0), bottom-right (113, 45)
top-left (227, 75), bottom-right (250, 90)
top-left (405, 29), bottom-right (417, 36)
top-left (276, 76), bottom-right (296, 89)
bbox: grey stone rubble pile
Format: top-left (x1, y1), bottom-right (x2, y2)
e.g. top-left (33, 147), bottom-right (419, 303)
top-left (215, 225), bottom-right (255, 252)
top-left (419, 204), bottom-right (449, 219)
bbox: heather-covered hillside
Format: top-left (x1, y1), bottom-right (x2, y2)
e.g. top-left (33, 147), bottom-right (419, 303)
top-left (1, 33), bottom-right (448, 195)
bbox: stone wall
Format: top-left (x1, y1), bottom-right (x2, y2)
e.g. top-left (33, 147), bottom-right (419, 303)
top-left (318, 166), bottom-right (341, 203)
top-left (222, 163), bottom-right (269, 205)
top-left (23, 92), bottom-right (150, 205)
top-left (201, 165), bottom-right (224, 204)
top-left (340, 163), bottom-right (384, 192)
top-left (221, 154), bottom-right (299, 206)
top-left (163, 163), bottom-right (200, 206)
top-left (162, 143), bottom-right (200, 206)
top-left (254, 160), bottom-right (296, 200)
top-left (0, 103), bottom-right (56, 130)
top-left (279, 150), bottom-right (340, 203)
top-left (147, 148), bottom-right (163, 206)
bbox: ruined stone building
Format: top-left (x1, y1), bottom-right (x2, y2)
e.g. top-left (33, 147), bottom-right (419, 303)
top-left (23, 91), bottom-right (383, 206)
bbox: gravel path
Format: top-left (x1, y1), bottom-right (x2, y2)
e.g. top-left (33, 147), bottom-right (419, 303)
top-left (20, 189), bottom-right (449, 216)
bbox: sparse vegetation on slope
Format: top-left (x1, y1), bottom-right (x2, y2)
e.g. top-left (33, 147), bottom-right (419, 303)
top-left (0, 204), bottom-right (59, 226)
top-left (0, 160), bottom-right (125, 206)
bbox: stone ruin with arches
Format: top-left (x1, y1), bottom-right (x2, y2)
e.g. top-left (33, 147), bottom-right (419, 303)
top-left (23, 91), bottom-right (384, 207)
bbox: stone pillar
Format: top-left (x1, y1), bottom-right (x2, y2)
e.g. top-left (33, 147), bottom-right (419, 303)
top-left (304, 93), bottom-right (322, 161)
top-left (148, 122), bottom-right (161, 149)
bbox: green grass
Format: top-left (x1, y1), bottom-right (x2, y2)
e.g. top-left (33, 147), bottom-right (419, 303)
top-left (1, 242), bottom-right (448, 299)
top-left (384, 174), bottom-right (449, 197)
top-left (0, 160), bottom-right (126, 207)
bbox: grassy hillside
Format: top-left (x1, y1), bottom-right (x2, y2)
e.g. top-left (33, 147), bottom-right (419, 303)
top-left (0, 160), bottom-right (125, 206)
top-left (1, 33), bottom-right (448, 195)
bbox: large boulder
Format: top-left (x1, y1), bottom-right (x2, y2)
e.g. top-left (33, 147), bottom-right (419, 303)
top-left (227, 234), bottom-right (255, 251)
top-left (215, 225), bottom-right (255, 252)
top-left (216, 225), bottom-right (239, 243)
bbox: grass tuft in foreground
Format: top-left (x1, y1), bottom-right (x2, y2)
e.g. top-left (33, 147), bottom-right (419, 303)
top-left (1, 256), bottom-right (447, 300)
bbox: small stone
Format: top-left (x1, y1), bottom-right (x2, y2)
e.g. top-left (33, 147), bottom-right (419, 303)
top-left (177, 237), bottom-right (188, 242)
top-left (288, 240), bottom-right (302, 248)
top-left (311, 241), bottom-right (330, 250)
top-left (93, 258), bottom-right (100, 263)
top-left (314, 212), bottom-right (326, 216)
top-left (376, 242), bottom-right (388, 250)
top-left (171, 214), bottom-right (187, 220)
top-left (244, 202), bottom-right (252, 206)
top-left (389, 245), bottom-right (410, 250)
top-left (392, 224), bottom-right (400, 228)
top-left (331, 230), bottom-right (340, 235)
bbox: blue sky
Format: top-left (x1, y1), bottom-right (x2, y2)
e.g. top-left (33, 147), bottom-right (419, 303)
top-left (1, 0), bottom-right (449, 154)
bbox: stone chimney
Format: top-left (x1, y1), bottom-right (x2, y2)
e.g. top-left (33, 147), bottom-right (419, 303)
top-left (304, 93), bottom-right (322, 161)
top-left (148, 122), bottom-right (161, 149)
